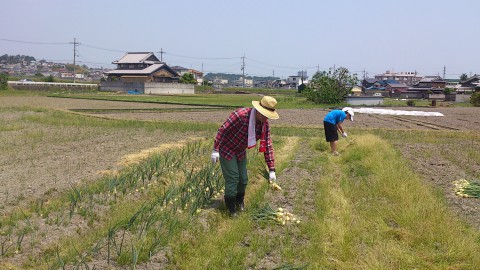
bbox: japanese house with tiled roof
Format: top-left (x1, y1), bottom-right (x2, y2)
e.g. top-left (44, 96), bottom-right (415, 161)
top-left (100, 52), bottom-right (194, 94)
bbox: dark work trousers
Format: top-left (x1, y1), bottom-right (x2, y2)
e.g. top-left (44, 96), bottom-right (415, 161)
top-left (219, 155), bottom-right (248, 197)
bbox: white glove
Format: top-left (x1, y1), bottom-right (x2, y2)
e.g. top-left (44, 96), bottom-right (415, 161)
top-left (342, 132), bottom-right (348, 138)
top-left (211, 150), bottom-right (219, 163)
top-left (269, 171), bottom-right (276, 181)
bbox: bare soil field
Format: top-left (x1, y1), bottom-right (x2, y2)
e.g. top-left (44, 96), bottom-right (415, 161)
top-left (2, 96), bottom-right (478, 131)
top-left (1, 96), bottom-right (479, 228)
top-left (90, 104), bottom-right (479, 131)
top-left (0, 97), bottom-right (212, 215)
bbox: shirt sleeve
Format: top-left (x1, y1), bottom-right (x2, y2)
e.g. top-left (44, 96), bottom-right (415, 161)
top-left (214, 110), bottom-right (240, 151)
top-left (263, 122), bottom-right (275, 171)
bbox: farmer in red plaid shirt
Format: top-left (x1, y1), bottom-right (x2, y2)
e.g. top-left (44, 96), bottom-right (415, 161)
top-left (211, 96), bottom-right (279, 216)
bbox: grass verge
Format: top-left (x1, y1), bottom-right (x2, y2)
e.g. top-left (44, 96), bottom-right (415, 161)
top-left (301, 134), bottom-right (480, 269)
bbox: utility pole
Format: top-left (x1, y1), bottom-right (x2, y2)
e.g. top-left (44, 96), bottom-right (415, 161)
top-left (159, 48), bottom-right (166, 62)
top-left (241, 54), bottom-right (245, 88)
top-left (443, 65), bottom-right (446, 79)
top-left (70, 38), bottom-right (80, 83)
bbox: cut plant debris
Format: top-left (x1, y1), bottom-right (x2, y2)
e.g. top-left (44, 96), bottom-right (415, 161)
top-left (454, 179), bottom-right (480, 198)
top-left (252, 204), bottom-right (300, 226)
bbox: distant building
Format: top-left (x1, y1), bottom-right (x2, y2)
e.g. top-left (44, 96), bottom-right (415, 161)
top-left (345, 96), bottom-right (384, 106)
top-left (362, 78), bottom-right (407, 95)
top-left (362, 78), bottom-right (381, 89)
top-left (171, 66), bottom-right (204, 85)
top-left (390, 75), bottom-right (446, 98)
top-left (286, 73), bottom-right (308, 89)
top-left (234, 77), bottom-right (253, 88)
top-left (415, 76), bottom-right (446, 89)
top-left (405, 75), bottom-right (446, 96)
top-left (271, 79), bottom-right (287, 89)
top-left (445, 78), bottom-right (460, 89)
top-left (105, 52), bottom-right (179, 83)
top-left (351, 86), bottom-right (362, 96)
top-left (457, 75), bottom-right (480, 93)
top-left (213, 77), bottom-right (229, 87)
top-left (384, 80), bottom-right (408, 94)
top-left (60, 73), bottom-right (75, 79)
top-left (101, 52), bottom-right (194, 94)
top-left (374, 70), bottom-right (422, 86)
top-left (297, 70), bottom-right (308, 78)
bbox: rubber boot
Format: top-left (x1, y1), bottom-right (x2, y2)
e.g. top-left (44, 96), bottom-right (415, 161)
top-left (236, 192), bottom-right (245, 212)
top-left (224, 196), bottom-right (237, 216)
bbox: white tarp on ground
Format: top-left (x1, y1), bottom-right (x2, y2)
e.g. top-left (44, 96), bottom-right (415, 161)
top-left (352, 108), bottom-right (444, 117)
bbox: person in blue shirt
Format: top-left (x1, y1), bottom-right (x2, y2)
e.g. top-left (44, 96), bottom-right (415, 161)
top-left (323, 107), bottom-right (354, 155)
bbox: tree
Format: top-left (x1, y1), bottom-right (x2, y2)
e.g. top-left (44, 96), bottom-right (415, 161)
top-left (302, 67), bottom-right (358, 104)
top-left (471, 92), bottom-right (480, 107)
top-left (179, 73), bottom-right (197, 84)
top-left (460, 73), bottom-right (468, 81)
top-left (0, 74), bottom-right (8, 90)
top-left (0, 54), bottom-right (36, 64)
top-left (202, 80), bottom-right (213, 86)
top-left (443, 88), bottom-right (453, 95)
top-left (45, 75), bottom-right (55, 82)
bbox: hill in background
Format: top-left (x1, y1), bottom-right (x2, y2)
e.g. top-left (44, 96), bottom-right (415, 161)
top-left (0, 54), bottom-right (36, 64)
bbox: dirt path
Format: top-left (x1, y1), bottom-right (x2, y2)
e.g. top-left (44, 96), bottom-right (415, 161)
top-left (247, 137), bottom-right (320, 268)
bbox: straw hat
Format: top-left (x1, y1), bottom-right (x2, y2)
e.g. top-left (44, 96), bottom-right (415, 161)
top-left (252, 96), bottom-right (279, 119)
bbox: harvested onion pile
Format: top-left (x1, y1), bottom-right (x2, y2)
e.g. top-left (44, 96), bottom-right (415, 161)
top-left (269, 180), bottom-right (282, 191)
top-left (454, 179), bottom-right (480, 198)
top-left (253, 204), bottom-right (300, 225)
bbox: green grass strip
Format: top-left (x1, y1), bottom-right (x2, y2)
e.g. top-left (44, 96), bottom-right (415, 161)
top-left (301, 134), bottom-right (480, 269)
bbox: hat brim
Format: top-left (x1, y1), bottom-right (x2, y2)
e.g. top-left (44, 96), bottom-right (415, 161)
top-left (344, 108), bottom-right (354, 121)
top-left (252, 101), bottom-right (279, 119)
top-left (347, 112), bottom-right (354, 121)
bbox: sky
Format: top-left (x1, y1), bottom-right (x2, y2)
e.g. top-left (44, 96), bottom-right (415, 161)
top-left (1, 0), bottom-right (479, 79)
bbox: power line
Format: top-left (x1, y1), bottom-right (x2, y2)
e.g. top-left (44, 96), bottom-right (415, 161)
top-left (81, 43), bottom-right (126, 53)
top-left (77, 60), bottom-right (113, 65)
top-left (166, 52), bottom-right (241, 60)
top-left (245, 57), bottom-right (317, 70)
top-left (43, 59), bottom-right (75, 62)
top-left (0, 38), bottom-right (349, 77)
top-left (0, 38), bottom-right (69, 45)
